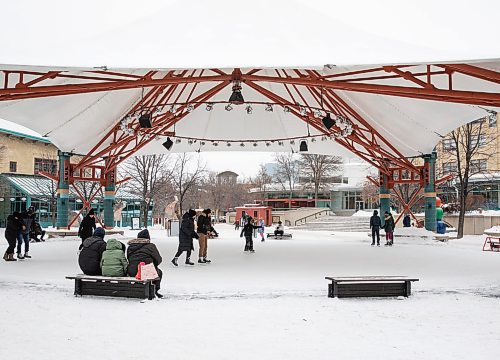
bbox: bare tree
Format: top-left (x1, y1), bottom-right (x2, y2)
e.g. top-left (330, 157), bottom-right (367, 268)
top-left (274, 153), bottom-right (297, 208)
top-left (361, 179), bottom-right (379, 209)
top-left (251, 164), bottom-right (272, 204)
top-left (440, 115), bottom-right (497, 238)
top-left (121, 154), bottom-right (171, 228)
top-left (202, 172), bottom-right (252, 217)
top-left (170, 153), bottom-right (206, 215)
top-left (298, 154), bottom-right (343, 207)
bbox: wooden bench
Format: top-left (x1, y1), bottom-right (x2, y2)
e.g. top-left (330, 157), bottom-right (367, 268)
top-left (266, 232), bottom-right (292, 239)
top-left (325, 276), bottom-right (419, 298)
top-left (66, 275), bottom-right (156, 300)
top-left (483, 236), bottom-right (500, 252)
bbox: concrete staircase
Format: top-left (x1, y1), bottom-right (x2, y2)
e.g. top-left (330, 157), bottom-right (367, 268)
top-left (293, 215), bottom-right (371, 232)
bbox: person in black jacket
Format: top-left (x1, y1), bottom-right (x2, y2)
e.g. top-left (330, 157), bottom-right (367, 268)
top-left (383, 211), bottom-right (395, 246)
top-left (127, 229), bottom-right (163, 297)
top-left (403, 214), bottom-right (411, 228)
top-left (78, 227), bottom-right (107, 275)
top-left (172, 209), bottom-right (199, 266)
top-left (240, 216), bottom-right (263, 253)
top-left (4, 212), bottom-right (24, 261)
top-left (196, 208), bottom-right (218, 264)
top-left (78, 209), bottom-right (96, 248)
top-left (17, 207), bottom-right (35, 259)
top-left (370, 210), bottom-right (382, 246)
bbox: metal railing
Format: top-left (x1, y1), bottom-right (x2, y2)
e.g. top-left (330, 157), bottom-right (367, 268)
top-left (294, 209), bottom-right (334, 226)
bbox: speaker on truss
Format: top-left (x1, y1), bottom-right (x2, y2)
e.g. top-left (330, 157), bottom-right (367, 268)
top-left (162, 137), bottom-right (174, 151)
top-left (139, 113), bottom-right (152, 128)
top-left (299, 140), bottom-right (308, 152)
top-left (322, 113), bottom-right (335, 129)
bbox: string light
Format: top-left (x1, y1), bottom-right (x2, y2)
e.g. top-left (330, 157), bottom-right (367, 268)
top-left (225, 104), bottom-right (233, 111)
top-left (245, 105), bottom-right (253, 114)
top-left (283, 106), bottom-right (290, 113)
top-left (186, 104), bottom-right (195, 112)
top-left (206, 103), bottom-right (214, 111)
top-left (265, 104), bottom-right (273, 112)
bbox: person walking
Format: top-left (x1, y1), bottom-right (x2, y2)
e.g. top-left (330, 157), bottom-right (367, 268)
top-left (127, 229), bottom-right (163, 298)
top-left (3, 211), bottom-right (23, 261)
top-left (234, 220), bottom-right (240, 230)
top-left (258, 218), bottom-right (265, 242)
top-left (383, 211), bottom-right (395, 246)
top-left (78, 209), bottom-right (96, 249)
top-left (172, 209), bottom-right (199, 266)
top-left (196, 208), bottom-right (213, 263)
top-left (370, 210), bottom-right (382, 246)
top-left (240, 217), bottom-right (262, 253)
top-left (17, 207), bottom-right (35, 259)
top-left (100, 238), bottom-right (128, 277)
top-left (78, 227), bottom-right (107, 275)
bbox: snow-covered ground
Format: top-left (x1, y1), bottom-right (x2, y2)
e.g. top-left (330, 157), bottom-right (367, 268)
top-left (0, 225), bottom-right (499, 360)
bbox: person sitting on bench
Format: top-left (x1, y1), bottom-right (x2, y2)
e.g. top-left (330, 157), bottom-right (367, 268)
top-left (78, 227), bottom-right (107, 276)
top-left (127, 229), bottom-right (164, 298)
top-left (274, 221), bottom-right (284, 237)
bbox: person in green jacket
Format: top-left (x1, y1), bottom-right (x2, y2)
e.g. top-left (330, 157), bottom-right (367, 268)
top-left (100, 239), bottom-right (128, 277)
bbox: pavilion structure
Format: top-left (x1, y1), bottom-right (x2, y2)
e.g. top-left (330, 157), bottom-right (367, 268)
top-left (0, 61), bottom-right (499, 230)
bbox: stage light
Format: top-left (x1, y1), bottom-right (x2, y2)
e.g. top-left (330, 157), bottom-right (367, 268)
top-left (162, 137), bottom-right (173, 151)
top-left (283, 106), bottom-right (290, 113)
top-left (139, 113), bottom-right (152, 128)
top-left (206, 103), bottom-right (214, 111)
top-left (186, 104), bottom-right (194, 112)
top-left (300, 107), bottom-right (307, 116)
top-left (290, 140), bottom-right (295, 145)
top-left (299, 140), bottom-right (308, 152)
top-left (265, 104), bottom-right (273, 112)
top-left (225, 104), bottom-right (233, 111)
top-left (245, 105), bottom-right (253, 114)
top-left (188, 139), bottom-right (194, 145)
top-left (229, 81), bottom-right (244, 104)
top-left (240, 142), bottom-right (245, 147)
top-left (322, 113), bottom-right (335, 130)
top-left (175, 138), bottom-right (182, 144)
top-left (212, 142), bottom-right (219, 146)
top-left (227, 142), bottom-right (232, 147)
top-left (169, 105), bottom-right (177, 114)
top-left (253, 142), bottom-right (258, 147)
top-left (314, 110), bottom-right (322, 118)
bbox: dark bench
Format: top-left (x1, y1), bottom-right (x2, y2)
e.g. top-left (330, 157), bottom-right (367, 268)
top-left (325, 276), bottom-right (419, 298)
top-left (266, 232), bottom-right (292, 239)
top-left (66, 275), bottom-right (157, 300)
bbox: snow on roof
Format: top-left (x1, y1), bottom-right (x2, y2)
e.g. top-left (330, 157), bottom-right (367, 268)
top-left (1, 174), bottom-right (141, 199)
top-left (0, 118), bottom-right (49, 143)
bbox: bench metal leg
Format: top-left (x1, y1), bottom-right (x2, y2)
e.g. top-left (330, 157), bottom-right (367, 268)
top-left (328, 283), bottom-right (333, 298)
top-left (405, 281), bottom-right (411, 297)
top-left (148, 282), bottom-right (156, 300)
top-left (74, 279), bottom-right (82, 296)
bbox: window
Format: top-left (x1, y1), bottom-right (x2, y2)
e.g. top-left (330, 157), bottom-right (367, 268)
top-left (470, 134), bottom-right (487, 148)
top-left (442, 162), bottom-right (457, 175)
top-left (9, 161), bottom-right (17, 172)
top-left (470, 159), bottom-right (487, 173)
top-left (442, 139), bottom-right (456, 151)
top-left (34, 158), bottom-right (58, 175)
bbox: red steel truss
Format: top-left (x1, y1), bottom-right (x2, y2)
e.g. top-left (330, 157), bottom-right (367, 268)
top-left (1, 64), bottom-right (498, 180)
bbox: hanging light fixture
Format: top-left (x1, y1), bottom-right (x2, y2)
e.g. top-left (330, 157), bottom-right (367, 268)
top-left (283, 106), bottom-right (290, 113)
top-left (245, 105), bottom-right (253, 114)
top-left (225, 104), bottom-right (233, 111)
top-left (265, 104), bottom-right (273, 112)
top-left (240, 142), bottom-right (245, 147)
top-left (175, 138), bottom-right (182, 144)
top-left (169, 105), bottom-right (177, 114)
top-left (229, 81), bottom-right (244, 104)
top-left (322, 113), bottom-right (335, 130)
top-left (300, 107), bottom-right (307, 116)
top-left (212, 142), bottom-right (219, 146)
top-left (186, 104), bottom-right (195, 112)
top-left (206, 103), bottom-right (214, 111)
top-left (227, 142), bottom-right (232, 147)
top-left (162, 137), bottom-right (174, 151)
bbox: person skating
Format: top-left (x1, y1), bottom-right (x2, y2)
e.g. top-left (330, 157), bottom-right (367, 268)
top-left (370, 210), bottom-right (382, 246)
top-left (100, 238), bottom-right (128, 277)
top-left (196, 209), bottom-right (215, 263)
top-left (172, 209), bottom-right (199, 266)
top-left (4, 211), bottom-right (23, 261)
top-left (258, 218), bottom-right (265, 242)
top-left (383, 211), bottom-right (395, 246)
top-left (78, 209), bottom-right (96, 250)
top-left (17, 207), bottom-right (35, 259)
top-left (240, 217), bottom-right (262, 253)
top-left (234, 220), bottom-right (240, 230)
top-left (127, 229), bottom-right (163, 298)
top-left (78, 227), bottom-right (107, 275)
top-left (30, 220), bottom-right (46, 242)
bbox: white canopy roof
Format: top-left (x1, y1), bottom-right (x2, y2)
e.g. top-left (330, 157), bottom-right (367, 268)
top-left (0, 62), bottom-right (497, 159)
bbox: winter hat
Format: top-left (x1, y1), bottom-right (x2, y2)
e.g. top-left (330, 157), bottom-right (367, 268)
top-left (137, 229), bottom-right (150, 240)
top-left (93, 227), bottom-right (105, 238)
top-left (188, 209), bottom-right (197, 217)
top-left (88, 208), bottom-right (95, 216)
top-left (373, 210), bottom-right (378, 215)
top-left (12, 211), bottom-right (21, 218)
top-left (203, 208), bottom-right (212, 214)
